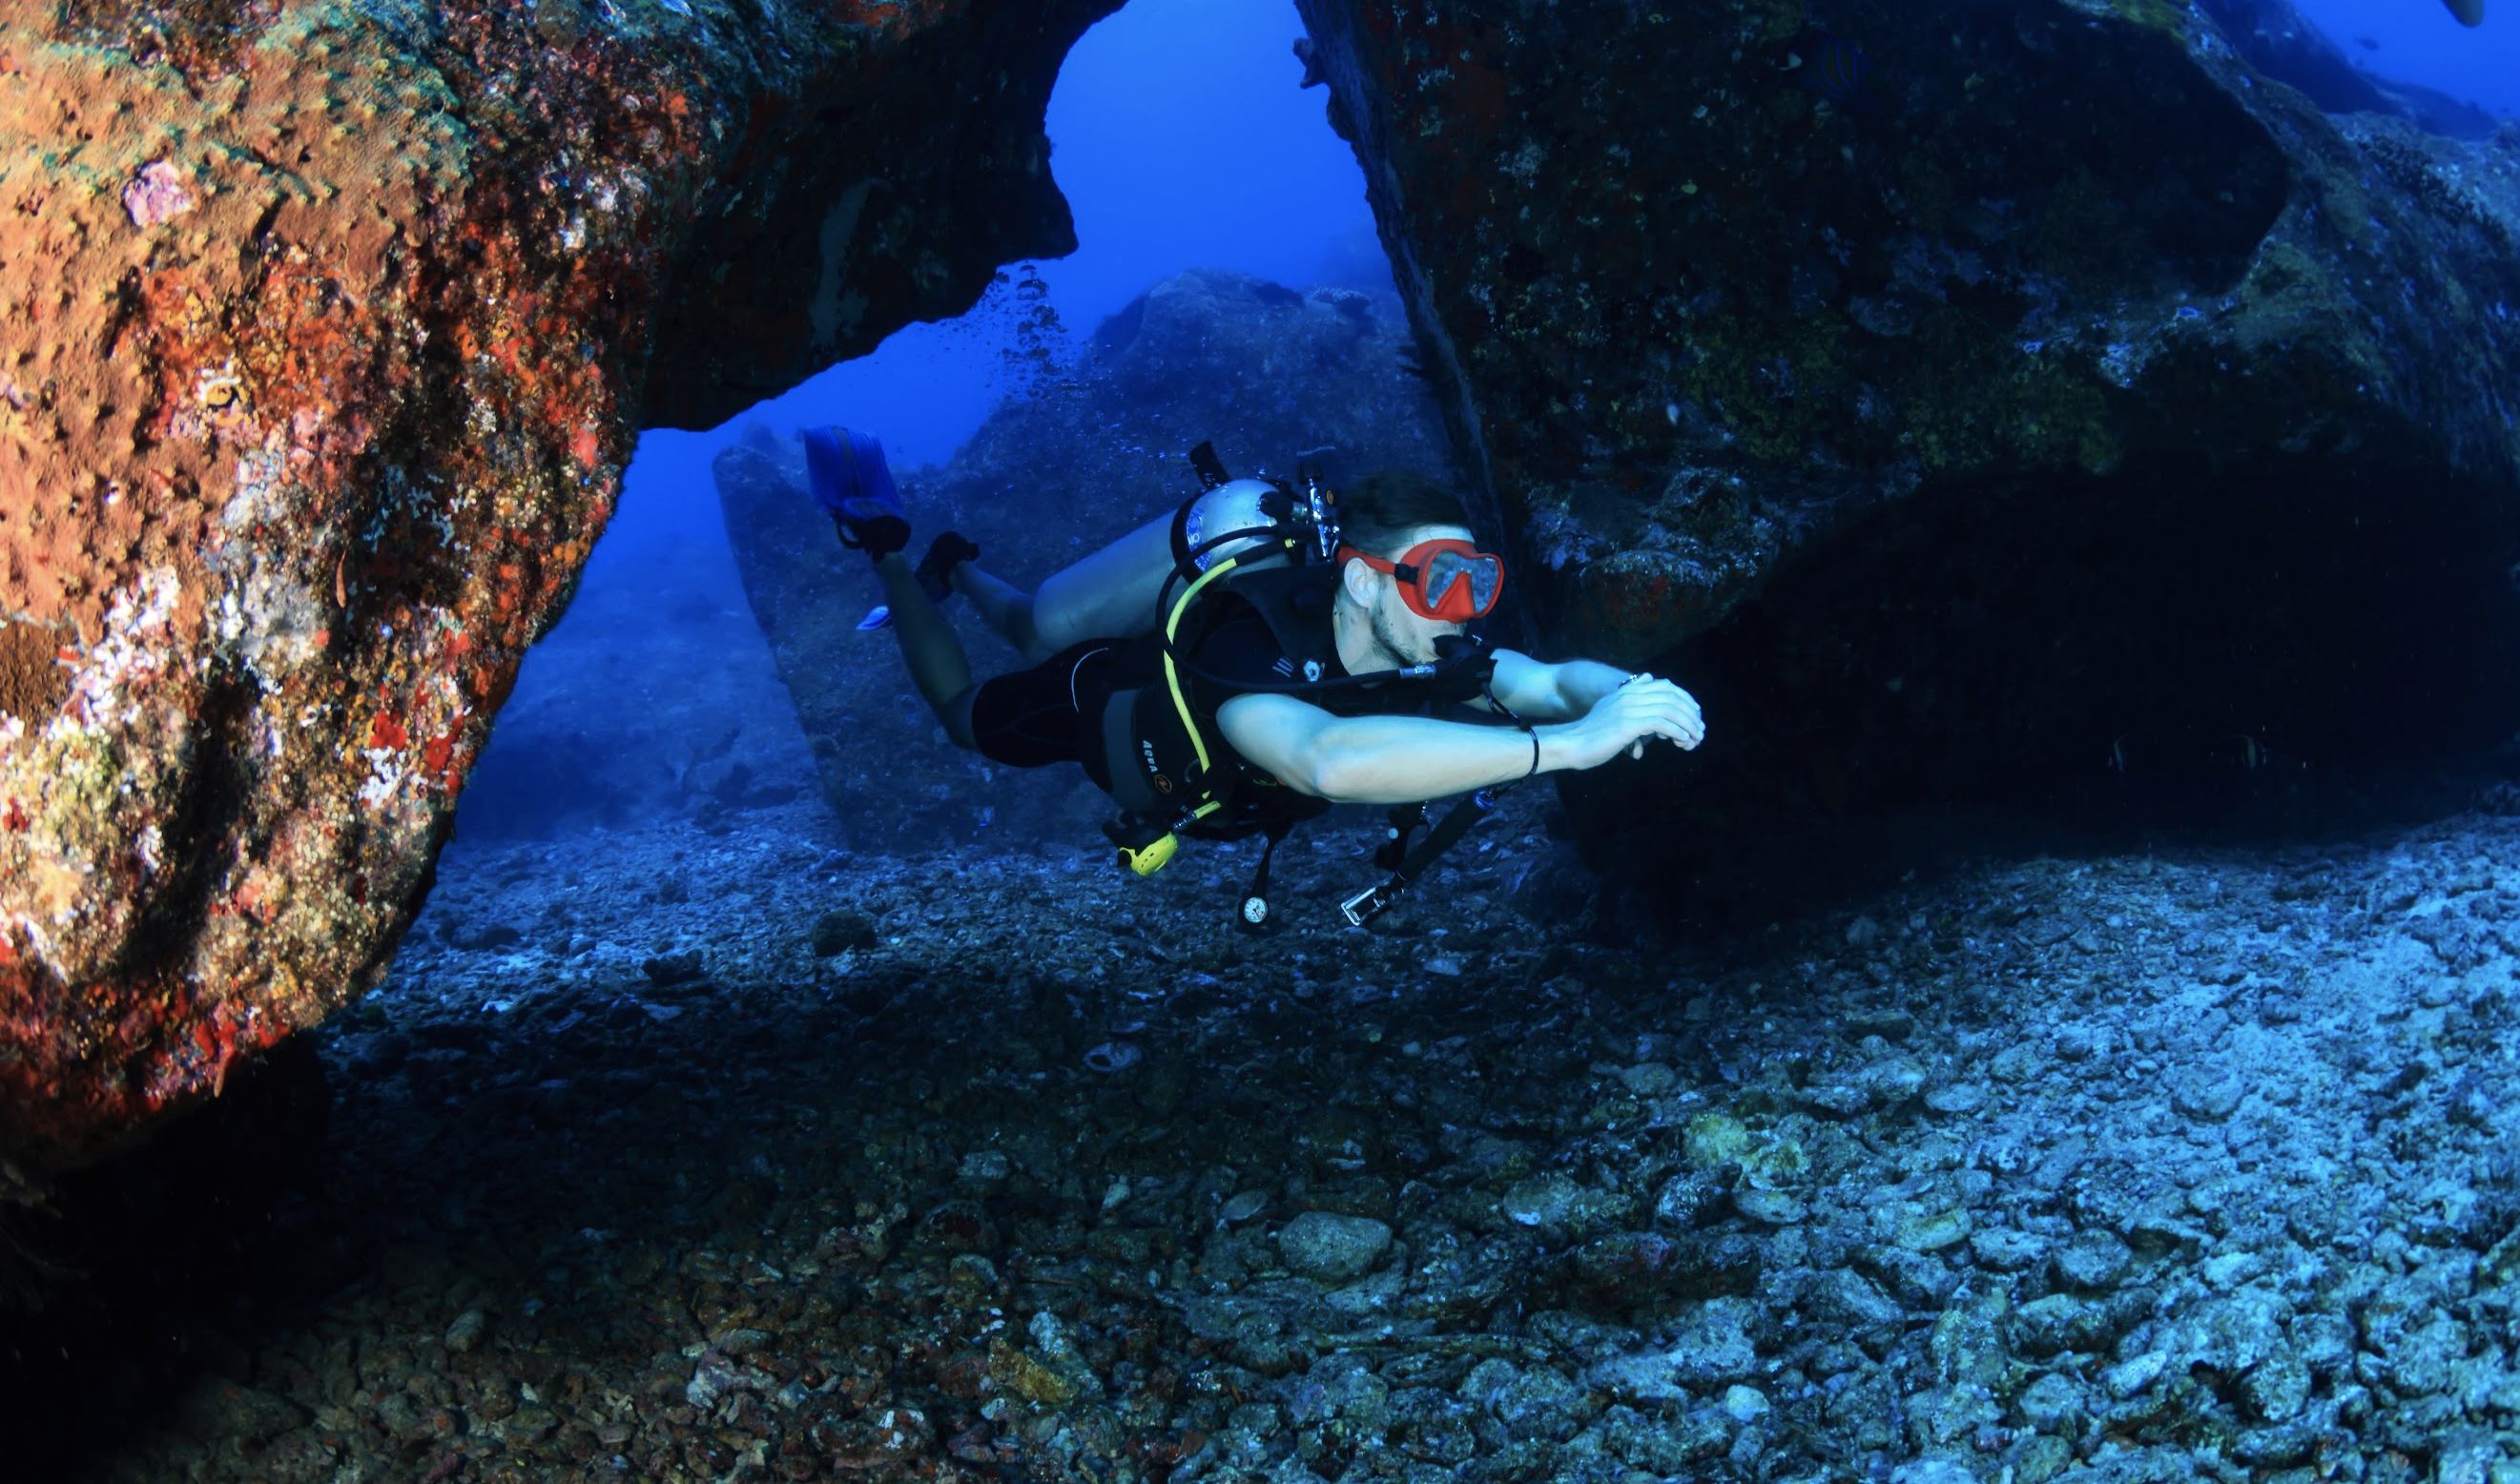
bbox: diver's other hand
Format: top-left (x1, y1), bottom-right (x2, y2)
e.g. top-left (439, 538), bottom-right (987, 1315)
top-left (1544, 676), bottom-right (1704, 772)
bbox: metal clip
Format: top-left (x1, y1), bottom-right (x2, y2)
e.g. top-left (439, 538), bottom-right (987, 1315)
top-left (1341, 879), bottom-right (1397, 928)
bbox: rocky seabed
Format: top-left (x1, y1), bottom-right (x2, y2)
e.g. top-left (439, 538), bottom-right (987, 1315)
top-left (54, 771), bottom-right (2520, 1484)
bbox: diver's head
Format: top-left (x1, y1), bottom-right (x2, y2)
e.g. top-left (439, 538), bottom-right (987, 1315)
top-left (1331, 470), bottom-right (1502, 667)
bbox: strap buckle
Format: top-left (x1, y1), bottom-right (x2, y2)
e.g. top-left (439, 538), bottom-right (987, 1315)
top-left (1341, 879), bottom-right (1400, 928)
top-left (1343, 789), bottom-right (1506, 928)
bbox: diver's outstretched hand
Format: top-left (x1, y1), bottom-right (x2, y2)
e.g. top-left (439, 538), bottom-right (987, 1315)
top-left (1544, 675), bottom-right (1704, 772)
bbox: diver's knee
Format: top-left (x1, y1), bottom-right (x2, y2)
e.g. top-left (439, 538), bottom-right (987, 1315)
top-left (1008, 609), bottom-right (1046, 664)
top-left (1025, 616), bottom-right (1069, 660)
top-left (1029, 603), bottom-right (1100, 658)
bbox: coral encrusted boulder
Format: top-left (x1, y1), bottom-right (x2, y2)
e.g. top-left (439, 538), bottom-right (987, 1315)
top-left (0, 0), bottom-right (1118, 1172)
top-left (1295, 0), bottom-right (2520, 898)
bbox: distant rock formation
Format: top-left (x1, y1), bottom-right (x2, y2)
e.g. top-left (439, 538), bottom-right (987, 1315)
top-left (1294, 0), bottom-right (2520, 911)
top-left (717, 268), bottom-right (1449, 847)
top-left (0, 0), bottom-right (1118, 1172)
top-left (911, 268), bottom-right (1452, 590)
top-left (434, 537), bottom-right (815, 844)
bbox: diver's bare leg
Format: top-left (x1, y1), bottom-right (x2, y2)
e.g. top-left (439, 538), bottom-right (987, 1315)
top-left (1030, 512), bottom-right (1179, 652)
top-left (949, 564), bottom-right (1046, 663)
top-left (874, 554), bottom-right (980, 748)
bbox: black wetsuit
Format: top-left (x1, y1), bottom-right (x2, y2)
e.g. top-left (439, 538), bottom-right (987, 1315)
top-left (965, 611), bottom-right (1418, 790)
top-left (966, 639), bottom-right (1154, 773)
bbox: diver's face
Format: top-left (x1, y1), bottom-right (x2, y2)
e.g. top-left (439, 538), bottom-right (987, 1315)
top-left (1351, 524), bottom-right (1476, 667)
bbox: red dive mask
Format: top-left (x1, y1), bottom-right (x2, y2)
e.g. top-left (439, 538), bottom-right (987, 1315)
top-left (1337, 539), bottom-right (1506, 623)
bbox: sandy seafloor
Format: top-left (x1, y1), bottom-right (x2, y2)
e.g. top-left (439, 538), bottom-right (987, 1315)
top-left (33, 539), bottom-right (2520, 1484)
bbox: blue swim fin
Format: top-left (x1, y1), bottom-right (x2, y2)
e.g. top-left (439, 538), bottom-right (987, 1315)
top-left (802, 426), bottom-right (909, 558)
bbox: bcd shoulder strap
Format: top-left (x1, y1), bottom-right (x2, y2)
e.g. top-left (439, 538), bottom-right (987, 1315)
top-left (1211, 564), bottom-right (1342, 684)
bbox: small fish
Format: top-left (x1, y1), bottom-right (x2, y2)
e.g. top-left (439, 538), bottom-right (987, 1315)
top-left (1802, 36), bottom-right (1879, 112)
top-left (2443, 0), bottom-right (2484, 26)
top-left (659, 0), bottom-right (692, 14)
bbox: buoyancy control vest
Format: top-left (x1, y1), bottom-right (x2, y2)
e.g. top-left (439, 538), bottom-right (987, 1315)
top-left (1096, 493), bottom-right (1342, 930)
top-left (1100, 567), bottom-right (1328, 796)
top-left (1091, 444), bottom-right (1523, 932)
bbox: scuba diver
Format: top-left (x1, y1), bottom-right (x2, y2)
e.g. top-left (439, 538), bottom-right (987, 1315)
top-left (803, 426), bottom-right (1704, 928)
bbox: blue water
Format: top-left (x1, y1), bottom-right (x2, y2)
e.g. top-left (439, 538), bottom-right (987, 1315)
top-left (2294, 0), bottom-right (2520, 115)
top-left (602, 0), bottom-right (1379, 567)
top-left (593, 0), bottom-right (2519, 576)
top-left (593, 0), bottom-right (2520, 575)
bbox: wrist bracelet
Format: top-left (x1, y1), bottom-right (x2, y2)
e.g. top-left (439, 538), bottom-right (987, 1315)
top-left (1487, 680), bottom-right (1541, 782)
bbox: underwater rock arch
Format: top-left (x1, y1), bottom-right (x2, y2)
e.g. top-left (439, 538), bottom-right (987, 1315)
top-left (7, 0), bottom-right (2519, 1167)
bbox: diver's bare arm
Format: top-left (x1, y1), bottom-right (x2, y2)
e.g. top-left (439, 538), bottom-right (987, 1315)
top-left (1483, 649), bottom-right (1635, 721)
top-left (1218, 685), bottom-right (1703, 806)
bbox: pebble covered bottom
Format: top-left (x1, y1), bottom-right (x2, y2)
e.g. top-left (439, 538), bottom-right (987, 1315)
top-left (53, 773), bottom-right (2520, 1484)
